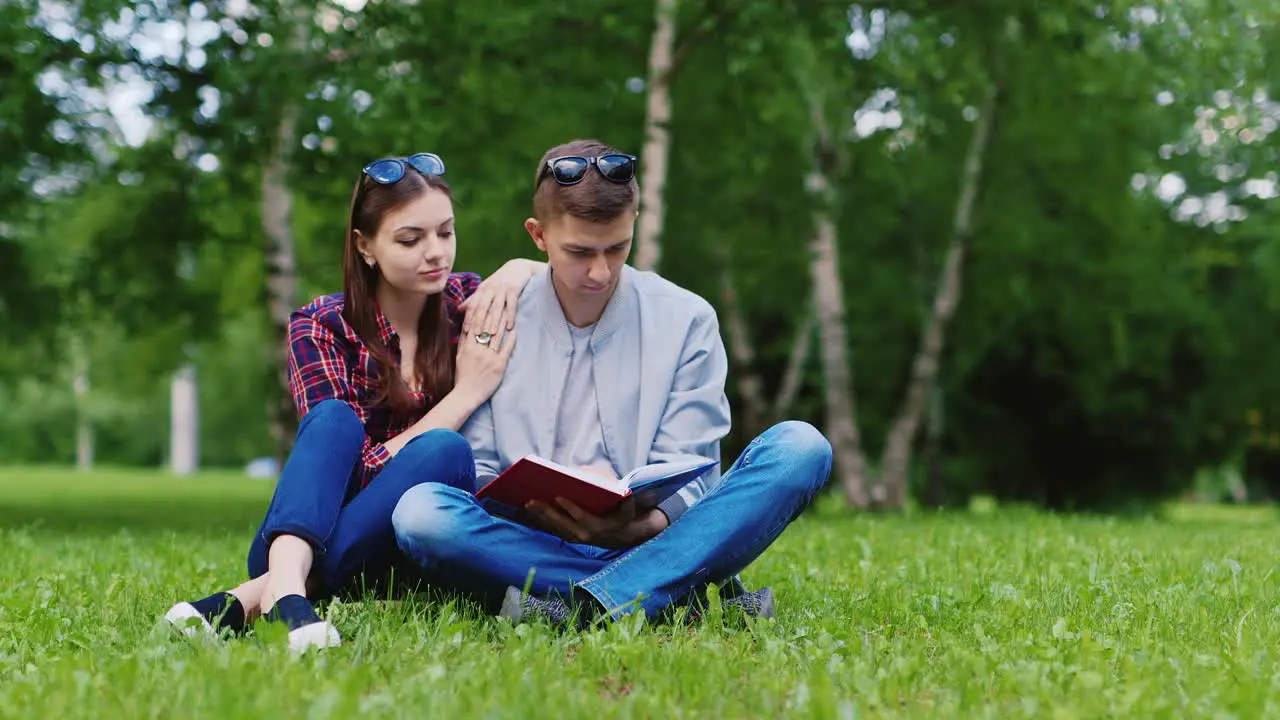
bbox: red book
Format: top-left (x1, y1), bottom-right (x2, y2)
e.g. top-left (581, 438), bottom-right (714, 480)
top-left (475, 455), bottom-right (717, 516)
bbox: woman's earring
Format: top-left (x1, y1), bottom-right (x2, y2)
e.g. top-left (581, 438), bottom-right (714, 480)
top-left (365, 257), bottom-right (376, 268)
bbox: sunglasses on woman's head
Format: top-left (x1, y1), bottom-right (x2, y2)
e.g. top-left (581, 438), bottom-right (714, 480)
top-left (363, 152), bottom-right (446, 184)
top-left (540, 153), bottom-right (637, 186)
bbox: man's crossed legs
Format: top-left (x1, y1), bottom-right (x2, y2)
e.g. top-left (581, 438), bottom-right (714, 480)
top-left (391, 421), bottom-right (833, 625)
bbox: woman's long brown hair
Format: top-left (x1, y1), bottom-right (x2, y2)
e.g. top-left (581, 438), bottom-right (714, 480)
top-left (341, 170), bottom-right (455, 410)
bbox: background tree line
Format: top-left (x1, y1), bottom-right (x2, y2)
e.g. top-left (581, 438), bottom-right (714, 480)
top-left (3, 0), bottom-right (1280, 512)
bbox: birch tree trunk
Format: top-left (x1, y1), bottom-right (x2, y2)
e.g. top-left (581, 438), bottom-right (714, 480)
top-left (799, 61), bottom-right (871, 508)
top-left (263, 96), bottom-right (300, 462)
top-left (170, 364), bottom-right (199, 475)
top-left (875, 81), bottom-right (998, 509)
top-left (808, 184), bottom-right (871, 508)
top-left (72, 336), bottom-right (92, 470)
top-left (633, 0), bottom-right (677, 272)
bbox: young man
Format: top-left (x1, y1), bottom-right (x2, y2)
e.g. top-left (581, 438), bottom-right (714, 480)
top-left (391, 139), bottom-right (832, 625)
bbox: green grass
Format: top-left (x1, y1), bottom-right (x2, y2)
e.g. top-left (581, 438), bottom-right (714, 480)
top-left (2, 466), bottom-right (1279, 718)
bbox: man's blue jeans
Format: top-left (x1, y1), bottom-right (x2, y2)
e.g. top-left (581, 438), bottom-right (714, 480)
top-left (391, 420), bottom-right (833, 619)
top-left (246, 399), bottom-right (475, 599)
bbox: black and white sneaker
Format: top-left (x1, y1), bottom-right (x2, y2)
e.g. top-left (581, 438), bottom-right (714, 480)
top-left (500, 586), bottom-right (573, 625)
top-left (499, 586), bottom-right (604, 629)
top-left (263, 594), bottom-right (341, 653)
top-left (724, 587), bottom-right (776, 619)
top-left (677, 586), bottom-right (777, 623)
top-left (163, 592), bottom-right (247, 637)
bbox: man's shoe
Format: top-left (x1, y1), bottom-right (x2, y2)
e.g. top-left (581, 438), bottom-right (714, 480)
top-left (499, 586), bottom-right (601, 628)
top-left (726, 586), bottom-right (775, 619)
top-left (678, 586), bottom-right (776, 623)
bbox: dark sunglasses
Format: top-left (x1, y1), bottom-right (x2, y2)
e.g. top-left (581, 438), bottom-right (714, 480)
top-left (539, 153), bottom-right (637, 186)
top-left (363, 152), bottom-right (446, 184)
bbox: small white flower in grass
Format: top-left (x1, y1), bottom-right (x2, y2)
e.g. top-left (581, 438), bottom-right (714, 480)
top-left (1110, 602), bottom-right (1135, 623)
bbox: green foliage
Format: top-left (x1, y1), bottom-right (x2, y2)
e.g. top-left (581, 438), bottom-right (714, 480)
top-left (194, 311), bottom-right (277, 467)
top-left (2, 0), bottom-right (1280, 511)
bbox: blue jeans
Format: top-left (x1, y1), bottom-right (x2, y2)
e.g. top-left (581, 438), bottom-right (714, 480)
top-left (391, 420), bottom-right (833, 619)
top-left (246, 399), bottom-right (476, 599)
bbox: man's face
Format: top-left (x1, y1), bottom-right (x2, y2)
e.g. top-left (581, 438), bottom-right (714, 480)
top-left (526, 212), bottom-right (634, 298)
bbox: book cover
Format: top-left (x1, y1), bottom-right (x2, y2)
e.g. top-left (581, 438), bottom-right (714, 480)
top-left (475, 456), bottom-right (717, 517)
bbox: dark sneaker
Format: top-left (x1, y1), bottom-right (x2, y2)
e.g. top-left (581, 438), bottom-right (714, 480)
top-left (500, 586), bottom-right (572, 625)
top-left (726, 586), bottom-right (775, 619)
top-left (163, 591), bottom-right (247, 638)
top-left (499, 586), bottom-right (604, 628)
top-left (678, 586), bottom-right (776, 623)
top-left (263, 594), bottom-right (341, 653)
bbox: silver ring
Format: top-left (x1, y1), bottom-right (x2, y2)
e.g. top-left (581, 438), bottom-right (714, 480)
top-left (475, 331), bottom-right (493, 345)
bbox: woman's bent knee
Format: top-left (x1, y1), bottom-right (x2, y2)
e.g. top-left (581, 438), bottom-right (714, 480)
top-left (298, 399), bottom-right (363, 444)
top-left (399, 429), bottom-right (473, 466)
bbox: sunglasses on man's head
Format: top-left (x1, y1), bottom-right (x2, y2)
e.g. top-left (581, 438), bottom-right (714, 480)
top-left (363, 152), bottom-right (446, 184)
top-left (540, 153), bottom-right (637, 186)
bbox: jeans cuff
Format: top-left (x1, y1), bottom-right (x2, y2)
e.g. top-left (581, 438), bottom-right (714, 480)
top-left (578, 579), bottom-right (654, 621)
top-left (575, 581), bottom-right (619, 620)
top-left (259, 522), bottom-right (328, 556)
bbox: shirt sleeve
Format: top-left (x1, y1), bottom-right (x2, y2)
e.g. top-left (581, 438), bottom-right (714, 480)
top-left (286, 310), bottom-right (391, 483)
top-left (646, 304), bottom-right (733, 524)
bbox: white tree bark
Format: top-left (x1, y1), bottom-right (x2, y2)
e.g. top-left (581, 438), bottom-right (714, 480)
top-left (72, 336), bottom-right (93, 470)
top-left (170, 364), bottom-right (199, 475)
top-left (800, 61), bottom-right (871, 508)
top-left (262, 12), bottom-right (308, 460)
top-left (876, 81), bottom-right (998, 508)
top-left (634, 0), bottom-right (677, 272)
top-left (808, 186), bottom-right (871, 508)
top-left (263, 97), bottom-right (299, 462)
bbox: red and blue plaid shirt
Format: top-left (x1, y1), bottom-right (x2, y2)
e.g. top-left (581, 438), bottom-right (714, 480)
top-left (286, 272), bottom-right (482, 488)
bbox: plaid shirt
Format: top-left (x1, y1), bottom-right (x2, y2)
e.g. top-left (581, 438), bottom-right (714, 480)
top-left (286, 272), bottom-right (482, 489)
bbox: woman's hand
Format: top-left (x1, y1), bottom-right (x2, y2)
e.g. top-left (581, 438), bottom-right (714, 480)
top-left (460, 259), bottom-right (545, 339)
top-left (454, 298), bottom-right (516, 405)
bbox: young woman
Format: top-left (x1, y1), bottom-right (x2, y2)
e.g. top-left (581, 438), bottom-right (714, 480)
top-left (164, 153), bottom-right (541, 651)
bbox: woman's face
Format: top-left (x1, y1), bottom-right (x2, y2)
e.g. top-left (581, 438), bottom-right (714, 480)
top-left (357, 186), bottom-right (456, 296)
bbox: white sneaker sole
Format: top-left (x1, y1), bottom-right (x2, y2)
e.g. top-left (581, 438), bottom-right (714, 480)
top-left (499, 586), bottom-right (526, 622)
top-left (754, 587), bottom-right (777, 619)
top-left (287, 621), bottom-right (342, 653)
top-left (163, 602), bottom-right (215, 637)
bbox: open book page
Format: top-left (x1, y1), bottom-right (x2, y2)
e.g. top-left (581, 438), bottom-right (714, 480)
top-left (621, 457), bottom-right (717, 489)
top-left (524, 456), bottom-right (629, 494)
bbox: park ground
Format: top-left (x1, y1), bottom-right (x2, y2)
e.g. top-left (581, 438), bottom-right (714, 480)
top-left (1, 467), bottom-right (1278, 718)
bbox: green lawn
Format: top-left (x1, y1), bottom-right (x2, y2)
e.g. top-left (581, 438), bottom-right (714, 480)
top-left (2, 466), bottom-right (1279, 718)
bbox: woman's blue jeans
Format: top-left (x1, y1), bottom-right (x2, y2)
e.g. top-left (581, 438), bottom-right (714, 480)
top-left (245, 399), bottom-right (477, 599)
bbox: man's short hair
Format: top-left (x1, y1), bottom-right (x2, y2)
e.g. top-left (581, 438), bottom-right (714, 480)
top-left (532, 138), bottom-right (639, 224)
